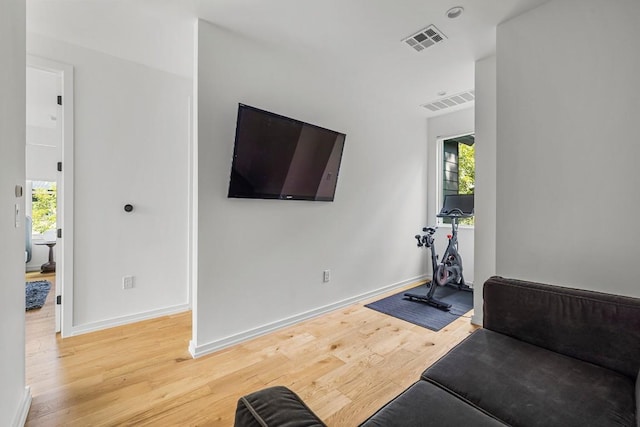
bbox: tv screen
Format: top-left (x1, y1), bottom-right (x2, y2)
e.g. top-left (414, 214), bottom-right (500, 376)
top-left (228, 104), bottom-right (346, 201)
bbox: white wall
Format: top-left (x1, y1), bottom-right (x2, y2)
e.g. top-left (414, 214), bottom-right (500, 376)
top-left (194, 20), bottom-right (429, 354)
top-left (495, 0), bottom-right (640, 296)
top-left (0, 1), bottom-right (30, 425)
top-left (473, 55), bottom-right (497, 325)
top-left (25, 65), bottom-right (60, 185)
top-left (26, 144), bottom-right (57, 181)
top-left (27, 33), bottom-right (192, 332)
top-left (426, 108), bottom-right (475, 285)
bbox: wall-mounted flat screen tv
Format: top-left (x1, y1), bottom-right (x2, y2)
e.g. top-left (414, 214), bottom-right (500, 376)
top-left (228, 104), bottom-right (346, 201)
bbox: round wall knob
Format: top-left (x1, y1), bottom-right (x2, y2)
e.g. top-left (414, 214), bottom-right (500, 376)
top-left (124, 204), bottom-right (134, 213)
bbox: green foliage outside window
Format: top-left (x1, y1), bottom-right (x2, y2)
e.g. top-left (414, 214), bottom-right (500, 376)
top-left (458, 142), bottom-right (475, 225)
top-left (458, 143), bottom-right (475, 195)
top-left (32, 184), bottom-right (57, 234)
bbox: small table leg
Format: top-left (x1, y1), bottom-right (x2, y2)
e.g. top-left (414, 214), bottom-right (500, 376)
top-left (41, 242), bottom-right (56, 273)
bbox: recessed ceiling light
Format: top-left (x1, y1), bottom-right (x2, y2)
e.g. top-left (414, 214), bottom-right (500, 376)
top-left (446, 6), bottom-right (464, 19)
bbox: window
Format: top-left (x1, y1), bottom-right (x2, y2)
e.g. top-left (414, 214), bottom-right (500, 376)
top-left (439, 134), bottom-right (474, 225)
top-left (30, 181), bottom-right (57, 235)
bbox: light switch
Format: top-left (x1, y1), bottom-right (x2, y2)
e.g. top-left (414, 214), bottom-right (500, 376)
top-left (15, 204), bottom-right (20, 228)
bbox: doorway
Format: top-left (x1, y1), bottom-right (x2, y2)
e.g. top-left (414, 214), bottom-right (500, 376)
top-left (26, 56), bottom-right (74, 336)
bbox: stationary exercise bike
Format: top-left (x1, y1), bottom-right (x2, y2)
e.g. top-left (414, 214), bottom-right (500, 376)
top-left (405, 194), bottom-right (474, 311)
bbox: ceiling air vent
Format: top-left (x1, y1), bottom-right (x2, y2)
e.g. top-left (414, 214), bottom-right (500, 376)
top-left (403, 25), bottom-right (447, 52)
top-left (421, 90), bottom-right (475, 112)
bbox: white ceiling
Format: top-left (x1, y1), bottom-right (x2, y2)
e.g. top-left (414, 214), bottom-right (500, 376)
top-left (27, 0), bottom-right (550, 117)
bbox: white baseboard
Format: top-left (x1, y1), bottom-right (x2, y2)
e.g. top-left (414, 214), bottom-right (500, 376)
top-left (471, 312), bottom-right (483, 326)
top-left (68, 303), bottom-right (191, 337)
top-left (12, 387), bottom-right (31, 427)
top-left (189, 275), bottom-right (428, 358)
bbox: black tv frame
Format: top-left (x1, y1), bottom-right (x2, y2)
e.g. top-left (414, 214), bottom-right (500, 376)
top-left (227, 104), bottom-right (346, 202)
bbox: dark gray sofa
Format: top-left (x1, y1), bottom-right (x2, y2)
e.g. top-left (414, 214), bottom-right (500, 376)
top-left (235, 276), bottom-right (640, 426)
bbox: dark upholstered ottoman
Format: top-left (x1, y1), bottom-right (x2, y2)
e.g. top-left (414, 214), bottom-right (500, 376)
top-left (235, 386), bottom-right (326, 427)
top-left (359, 380), bottom-right (506, 426)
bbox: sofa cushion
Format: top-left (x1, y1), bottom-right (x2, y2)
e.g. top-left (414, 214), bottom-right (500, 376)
top-left (636, 370), bottom-right (639, 427)
top-left (359, 380), bottom-right (507, 427)
top-left (483, 276), bottom-right (640, 378)
top-left (422, 329), bottom-right (636, 427)
top-left (235, 386), bottom-right (326, 427)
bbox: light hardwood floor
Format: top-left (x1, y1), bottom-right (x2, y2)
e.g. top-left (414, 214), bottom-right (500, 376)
top-left (25, 271), bottom-right (56, 343)
top-left (25, 281), bottom-right (476, 426)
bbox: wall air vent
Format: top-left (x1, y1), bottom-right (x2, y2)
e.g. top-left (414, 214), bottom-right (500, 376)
top-left (421, 90), bottom-right (475, 112)
top-left (403, 25), bottom-right (447, 52)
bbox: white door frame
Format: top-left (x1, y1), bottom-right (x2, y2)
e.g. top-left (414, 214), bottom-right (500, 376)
top-left (27, 55), bottom-right (74, 337)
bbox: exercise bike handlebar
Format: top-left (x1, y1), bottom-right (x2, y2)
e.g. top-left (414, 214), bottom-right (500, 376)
top-left (436, 208), bottom-right (474, 218)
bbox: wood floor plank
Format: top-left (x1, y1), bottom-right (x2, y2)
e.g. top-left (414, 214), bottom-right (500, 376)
top-left (25, 280), bottom-right (477, 426)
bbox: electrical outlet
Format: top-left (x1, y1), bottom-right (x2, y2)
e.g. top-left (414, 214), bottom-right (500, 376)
top-left (323, 270), bottom-right (331, 283)
top-left (122, 275), bottom-right (134, 289)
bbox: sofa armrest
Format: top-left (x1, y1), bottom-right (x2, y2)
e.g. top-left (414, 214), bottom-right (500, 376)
top-left (234, 386), bottom-right (326, 427)
top-left (483, 276), bottom-right (640, 378)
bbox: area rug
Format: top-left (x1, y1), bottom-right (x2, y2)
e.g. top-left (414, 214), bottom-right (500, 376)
top-left (26, 280), bottom-right (51, 311)
top-left (365, 283), bottom-right (473, 331)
